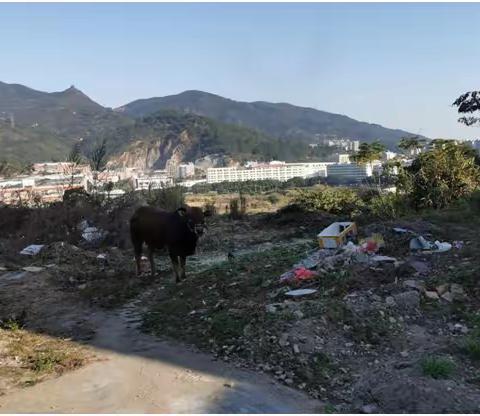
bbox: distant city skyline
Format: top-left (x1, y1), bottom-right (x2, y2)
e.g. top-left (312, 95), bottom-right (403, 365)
top-left (1, 2), bottom-right (479, 139)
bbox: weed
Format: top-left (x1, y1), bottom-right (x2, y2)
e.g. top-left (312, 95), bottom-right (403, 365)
top-left (462, 336), bottom-right (480, 361)
top-left (0, 318), bottom-right (23, 331)
top-left (210, 311), bottom-right (248, 343)
top-left (421, 356), bottom-right (455, 379)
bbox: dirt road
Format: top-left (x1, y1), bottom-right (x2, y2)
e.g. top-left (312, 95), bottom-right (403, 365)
top-left (0, 298), bottom-right (322, 413)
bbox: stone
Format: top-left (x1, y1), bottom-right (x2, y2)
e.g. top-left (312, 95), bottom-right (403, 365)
top-left (441, 291), bottom-right (454, 302)
top-left (361, 404), bottom-right (379, 413)
top-left (279, 334), bottom-right (289, 347)
top-left (403, 279), bottom-right (425, 292)
top-left (424, 290), bottom-right (440, 300)
top-left (400, 350), bottom-right (409, 357)
top-left (293, 344), bottom-right (300, 354)
top-left (77, 283), bottom-right (87, 290)
top-left (22, 266), bottom-right (44, 273)
top-left (385, 296), bottom-right (396, 307)
top-left (393, 291), bottom-right (420, 311)
top-left (266, 304), bottom-right (277, 314)
top-left (436, 284), bottom-right (449, 295)
top-left (293, 310), bottom-right (305, 319)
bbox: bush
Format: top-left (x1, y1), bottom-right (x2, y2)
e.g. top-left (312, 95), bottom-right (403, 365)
top-left (366, 193), bottom-right (412, 220)
top-left (145, 186), bottom-right (185, 211)
top-left (292, 185), bottom-right (364, 217)
top-left (421, 356), bottom-right (455, 379)
top-left (398, 142), bottom-right (480, 210)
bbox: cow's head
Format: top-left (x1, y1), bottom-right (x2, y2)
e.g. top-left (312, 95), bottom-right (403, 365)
top-left (176, 206), bottom-right (211, 237)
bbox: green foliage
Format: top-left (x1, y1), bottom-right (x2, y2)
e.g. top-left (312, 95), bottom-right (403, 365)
top-left (398, 135), bottom-right (425, 154)
top-left (463, 336), bottom-right (480, 360)
top-left (145, 185), bottom-right (185, 211)
top-left (210, 311), bottom-right (248, 343)
top-left (367, 192), bottom-right (412, 220)
top-left (351, 141), bottom-right (385, 165)
top-left (398, 142), bottom-right (480, 209)
top-left (421, 356), bottom-right (455, 379)
top-left (292, 185), bottom-right (364, 216)
top-left (453, 91), bottom-right (480, 126)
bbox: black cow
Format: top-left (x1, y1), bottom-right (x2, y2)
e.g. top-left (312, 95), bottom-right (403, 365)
top-left (130, 205), bottom-right (209, 281)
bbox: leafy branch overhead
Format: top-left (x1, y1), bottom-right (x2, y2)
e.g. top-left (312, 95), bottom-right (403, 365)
top-left (453, 91), bottom-right (480, 126)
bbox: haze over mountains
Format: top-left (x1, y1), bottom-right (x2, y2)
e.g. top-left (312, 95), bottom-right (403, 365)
top-left (0, 81), bottom-right (421, 166)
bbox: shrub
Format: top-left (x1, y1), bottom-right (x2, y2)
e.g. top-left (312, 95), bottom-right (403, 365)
top-left (366, 193), bottom-right (412, 220)
top-left (292, 185), bottom-right (364, 217)
top-left (398, 142), bottom-right (480, 210)
top-left (421, 356), bottom-right (455, 379)
top-left (145, 186), bottom-right (185, 211)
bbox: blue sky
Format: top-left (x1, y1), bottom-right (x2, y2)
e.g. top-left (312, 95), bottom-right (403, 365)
top-left (1, 2), bottom-right (479, 139)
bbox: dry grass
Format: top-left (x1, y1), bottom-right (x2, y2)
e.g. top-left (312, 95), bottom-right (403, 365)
top-left (0, 327), bottom-right (93, 392)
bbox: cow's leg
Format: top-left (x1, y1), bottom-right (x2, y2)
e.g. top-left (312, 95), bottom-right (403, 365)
top-left (148, 245), bottom-right (155, 277)
top-left (179, 255), bottom-right (187, 280)
top-left (133, 240), bottom-right (143, 277)
top-left (169, 251), bottom-right (181, 282)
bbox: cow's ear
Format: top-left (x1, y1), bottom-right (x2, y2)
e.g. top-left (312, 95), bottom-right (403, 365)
top-left (176, 207), bottom-right (187, 217)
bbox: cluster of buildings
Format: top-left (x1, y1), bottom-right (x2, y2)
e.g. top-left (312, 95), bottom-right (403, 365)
top-left (309, 136), bottom-right (360, 152)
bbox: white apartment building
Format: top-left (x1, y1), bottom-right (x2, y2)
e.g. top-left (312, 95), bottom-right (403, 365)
top-left (326, 163), bottom-right (372, 181)
top-left (338, 154), bottom-right (351, 164)
top-left (177, 162), bottom-right (195, 178)
top-left (134, 170), bottom-right (173, 190)
top-left (206, 162), bottom-right (329, 184)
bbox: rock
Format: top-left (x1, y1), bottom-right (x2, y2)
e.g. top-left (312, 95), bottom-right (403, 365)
top-left (77, 283), bottom-right (87, 290)
top-left (424, 291), bottom-right (440, 300)
top-left (361, 404), bottom-right (379, 413)
top-left (403, 279), bottom-right (425, 292)
top-left (266, 304), bottom-right (277, 314)
top-left (436, 284), bottom-right (449, 295)
top-left (293, 309), bottom-right (304, 319)
top-left (279, 334), bottom-right (289, 347)
top-left (293, 344), bottom-right (300, 354)
top-left (393, 291), bottom-right (420, 311)
top-left (385, 296), bottom-right (396, 307)
top-left (441, 291), bottom-right (454, 302)
top-left (400, 351), bottom-right (409, 357)
top-left (450, 284), bottom-right (465, 300)
top-left (408, 259), bottom-right (430, 275)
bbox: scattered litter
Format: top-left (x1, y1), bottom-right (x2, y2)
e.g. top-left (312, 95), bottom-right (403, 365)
top-left (285, 288), bottom-right (317, 297)
top-left (1, 271), bottom-right (28, 281)
top-left (371, 255), bottom-right (397, 263)
top-left (393, 227), bottom-right (411, 234)
top-left (293, 267), bottom-right (317, 281)
top-left (359, 233), bottom-right (385, 254)
top-left (82, 227), bottom-right (107, 243)
top-left (97, 254), bottom-right (107, 260)
top-left (20, 244), bottom-right (44, 256)
top-left (409, 236), bottom-right (451, 253)
top-left (22, 266), bottom-right (44, 273)
top-left (453, 240), bottom-right (464, 249)
top-left (317, 222), bottom-right (357, 249)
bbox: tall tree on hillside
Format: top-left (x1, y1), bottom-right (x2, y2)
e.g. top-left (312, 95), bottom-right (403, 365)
top-left (351, 141), bottom-right (386, 165)
top-left (65, 142), bottom-right (83, 187)
top-left (398, 136), bottom-right (426, 155)
top-left (453, 91), bottom-right (480, 126)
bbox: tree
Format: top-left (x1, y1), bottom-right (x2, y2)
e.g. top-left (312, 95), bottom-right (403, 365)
top-left (87, 139), bottom-right (108, 198)
top-left (398, 136), bottom-right (426, 155)
top-left (351, 141), bottom-right (386, 165)
top-left (453, 91), bottom-right (480, 126)
top-left (65, 142), bottom-right (83, 187)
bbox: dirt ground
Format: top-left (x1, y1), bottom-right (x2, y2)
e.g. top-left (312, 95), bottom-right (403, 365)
top-left (1, 207), bottom-right (480, 413)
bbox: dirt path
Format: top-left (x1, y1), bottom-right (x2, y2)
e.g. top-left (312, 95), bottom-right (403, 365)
top-left (0, 297), bottom-right (322, 413)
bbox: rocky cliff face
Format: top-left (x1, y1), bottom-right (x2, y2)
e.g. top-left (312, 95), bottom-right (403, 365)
top-left (109, 129), bottom-right (197, 170)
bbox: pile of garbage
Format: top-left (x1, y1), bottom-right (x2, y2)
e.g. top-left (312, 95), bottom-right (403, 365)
top-left (280, 222), bottom-right (458, 285)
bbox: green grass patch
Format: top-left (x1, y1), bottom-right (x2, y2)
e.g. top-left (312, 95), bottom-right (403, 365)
top-left (421, 356), bottom-right (455, 379)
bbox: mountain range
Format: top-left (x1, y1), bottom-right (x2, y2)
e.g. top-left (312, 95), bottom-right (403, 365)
top-left (0, 81), bottom-right (421, 167)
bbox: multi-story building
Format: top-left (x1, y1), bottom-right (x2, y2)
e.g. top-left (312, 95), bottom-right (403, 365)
top-left (338, 154), bottom-right (351, 164)
top-left (206, 162), bottom-right (330, 184)
top-left (177, 162), bottom-right (195, 178)
top-left (133, 170), bottom-right (173, 190)
top-left (0, 173), bottom-right (87, 205)
top-left (326, 163), bottom-right (372, 182)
